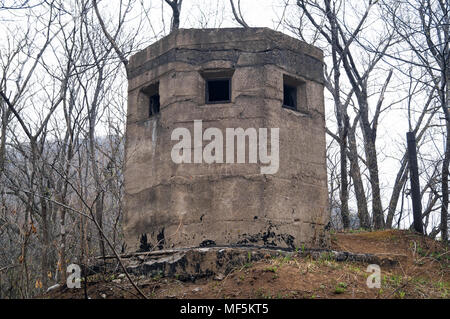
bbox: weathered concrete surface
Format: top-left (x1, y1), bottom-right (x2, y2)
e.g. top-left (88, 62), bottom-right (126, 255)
top-left (123, 28), bottom-right (329, 252)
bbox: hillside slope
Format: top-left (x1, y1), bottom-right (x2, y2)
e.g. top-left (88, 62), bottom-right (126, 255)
top-left (44, 230), bottom-right (449, 299)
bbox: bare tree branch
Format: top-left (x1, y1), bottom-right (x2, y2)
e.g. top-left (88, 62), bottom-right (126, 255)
top-left (230, 0), bottom-right (249, 28)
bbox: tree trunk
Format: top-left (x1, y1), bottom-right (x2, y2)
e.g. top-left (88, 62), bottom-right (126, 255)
top-left (40, 199), bottom-right (49, 289)
top-left (386, 156), bottom-right (408, 228)
top-left (58, 207), bottom-right (67, 284)
top-left (0, 106), bottom-right (9, 174)
top-left (339, 139), bottom-right (350, 228)
top-left (441, 65), bottom-right (450, 243)
top-left (441, 121), bottom-right (449, 243)
top-left (358, 97), bottom-right (385, 229)
top-left (406, 132), bottom-right (424, 233)
top-left (347, 125), bottom-right (370, 228)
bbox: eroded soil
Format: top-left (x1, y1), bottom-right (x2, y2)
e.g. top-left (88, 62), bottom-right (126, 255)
top-left (43, 230), bottom-right (450, 299)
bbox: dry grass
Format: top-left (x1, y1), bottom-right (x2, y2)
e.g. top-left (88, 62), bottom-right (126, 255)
top-left (44, 230), bottom-right (449, 299)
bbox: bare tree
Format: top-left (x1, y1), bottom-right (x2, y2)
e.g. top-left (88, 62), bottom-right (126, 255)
top-left (92, 0), bottom-right (128, 67)
top-left (382, 0), bottom-right (449, 242)
top-left (0, 0), bottom-right (149, 297)
top-left (296, 0), bottom-right (396, 229)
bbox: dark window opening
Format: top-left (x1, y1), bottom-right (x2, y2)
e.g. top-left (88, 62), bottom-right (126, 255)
top-left (283, 84), bottom-right (297, 110)
top-left (283, 75), bottom-right (307, 112)
top-left (142, 82), bottom-right (160, 117)
top-left (149, 93), bottom-right (160, 117)
top-left (206, 79), bottom-right (231, 103)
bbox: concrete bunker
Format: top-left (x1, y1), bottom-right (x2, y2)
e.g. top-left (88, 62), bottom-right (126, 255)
top-left (123, 28), bottom-right (329, 252)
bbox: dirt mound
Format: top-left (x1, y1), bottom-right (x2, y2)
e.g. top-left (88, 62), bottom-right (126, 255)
top-left (43, 230), bottom-right (449, 299)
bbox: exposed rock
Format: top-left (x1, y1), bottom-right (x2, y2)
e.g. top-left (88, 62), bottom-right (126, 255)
top-left (46, 284), bottom-right (60, 293)
top-left (96, 245), bottom-right (396, 282)
top-left (124, 246), bottom-right (283, 281)
top-left (214, 273), bottom-right (225, 281)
